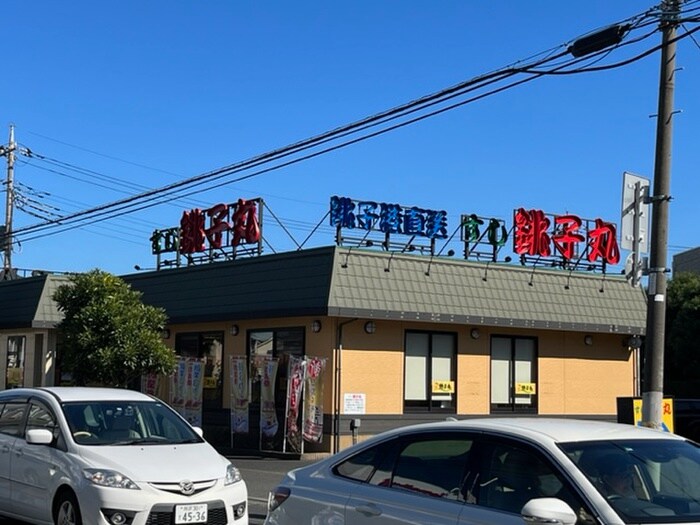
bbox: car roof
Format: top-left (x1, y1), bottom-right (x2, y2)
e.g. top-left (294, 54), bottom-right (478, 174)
top-left (0, 387), bottom-right (154, 403)
top-left (375, 417), bottom-right (682, 445)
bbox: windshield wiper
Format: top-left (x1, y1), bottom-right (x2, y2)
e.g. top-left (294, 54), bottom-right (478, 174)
top-left (110, 437), bottom-right (170, 446)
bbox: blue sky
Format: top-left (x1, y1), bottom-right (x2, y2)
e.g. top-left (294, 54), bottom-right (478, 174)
top-left (3, 1), bottom-right (699, 276)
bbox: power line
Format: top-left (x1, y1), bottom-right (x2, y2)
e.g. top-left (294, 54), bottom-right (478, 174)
top-left (11, 4), bottom-right (697, 246)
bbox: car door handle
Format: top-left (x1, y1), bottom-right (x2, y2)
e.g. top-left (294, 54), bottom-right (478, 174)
top-left (1, 445), bottom-right (9, 453)
top-left (354, 503), bottom-right (382, 517)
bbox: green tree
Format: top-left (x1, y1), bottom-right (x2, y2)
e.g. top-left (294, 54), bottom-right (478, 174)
top-left (665, 272), bottom-right (700, 397)
top-left (53, 269), bottom-right (176, 387)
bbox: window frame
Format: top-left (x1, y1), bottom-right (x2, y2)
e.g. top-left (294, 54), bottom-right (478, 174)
top-left (403, 330), bottom-right (457, 413)
top-left (5, 335), bottom-right (27, 388)
top-left (174, 330), bottom-right (225, 410)
top-left (0, 400), bottom-right (28, 437)
top-left (489, 335), bottom-right (538, 414)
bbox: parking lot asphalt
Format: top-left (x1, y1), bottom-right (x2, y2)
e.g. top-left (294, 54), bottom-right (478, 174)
top-left (231, 455), bottom-right (320, 524)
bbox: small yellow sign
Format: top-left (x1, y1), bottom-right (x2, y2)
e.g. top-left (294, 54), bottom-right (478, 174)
top-left (432, 380), bottom-right (455, 394)
top-left (632, 398), bottom-right (674, 433)
top-left (515, 382), bottom-right (536, 395)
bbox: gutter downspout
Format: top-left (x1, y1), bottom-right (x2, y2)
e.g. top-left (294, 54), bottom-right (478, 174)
top-left (334, 318), bottom-right (357, 454)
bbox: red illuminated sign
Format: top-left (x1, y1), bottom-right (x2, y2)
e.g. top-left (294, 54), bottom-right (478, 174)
top-left (514, 208), bottom-right (551, 258)
top-left (513, 208), bottom-right (619, 265)
top-left (151, 198), bottom-right (263, 268)
top-left (232, 199), bottom-right (261, 246)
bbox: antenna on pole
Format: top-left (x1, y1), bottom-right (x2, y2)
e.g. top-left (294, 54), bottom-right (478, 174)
top-left (1, 124), bottom-right (16, 280)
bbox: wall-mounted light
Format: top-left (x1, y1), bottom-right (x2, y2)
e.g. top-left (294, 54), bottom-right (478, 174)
top-left (470, 328), bottom-right (480, 340)
top-left (626, 334), bottom-right (642, 350)
top-left (584, 335), bottom-right (593, 346)
top-left (311, 320), bottom-right (322, 333)
top-left (364, 321), bottom-right (376, 335)
top-left (161, 329), bottom-right (171, 339)
top-left (230, 325), bottom-right (239, 336)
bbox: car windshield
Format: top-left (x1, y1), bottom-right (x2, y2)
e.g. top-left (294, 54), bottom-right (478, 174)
top-left (560, 439), bottom-right (700, 524)
top-left (62, 400), bottom-right (203, 446)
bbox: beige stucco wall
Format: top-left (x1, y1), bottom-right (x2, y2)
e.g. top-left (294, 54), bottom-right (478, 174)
top-left (166, 317), bottom-right (636, 418)
top-left (0, 329), bottom-right (57, 389)
top-left (330, 321), bottom-right (634, 417)
top-left (538, 331), bottom-right (635, 414)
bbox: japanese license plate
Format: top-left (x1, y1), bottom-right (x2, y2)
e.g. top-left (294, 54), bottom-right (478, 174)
top-left (175, 503), bottom-right (207, 524)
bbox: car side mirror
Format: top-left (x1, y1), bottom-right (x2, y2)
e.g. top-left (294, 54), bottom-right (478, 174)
top-left (521, 497), bottom-right (577, 525)
top-left (192, 426), bottom-right (204, 437)
top-left (26, 429), bottom-right (54, 445)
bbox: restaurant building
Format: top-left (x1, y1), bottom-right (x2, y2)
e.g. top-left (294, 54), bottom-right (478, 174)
top-left (0, 196), bottom-right (650, 455)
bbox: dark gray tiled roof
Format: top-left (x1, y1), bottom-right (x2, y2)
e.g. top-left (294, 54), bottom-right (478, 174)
top-left (0, 274), bottom-right (69, 329)
top-left (0, 246), bottom-right (647, 335)
top-left (329, 248), bottom-right (647, 334)
top-left (123, 247), bottom-right (334, 324)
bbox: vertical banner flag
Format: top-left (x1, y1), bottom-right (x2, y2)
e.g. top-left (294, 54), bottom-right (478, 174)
top-left (184, 358), bottom-right (204, 427)
top-left (171, 357), bottom-right (204, 427)
top-left (303, 357), bottom-right (326, 443)
top-left (230, 356), bottom-right (249, 435)
top-left (170, 358), bottom-right (187, 416)
top-left (285, 356), bottom-right (305, 453)
top-left (260, 358), bottom-right (279, 438)
top-left (141, 373), bottom-right (159, 396)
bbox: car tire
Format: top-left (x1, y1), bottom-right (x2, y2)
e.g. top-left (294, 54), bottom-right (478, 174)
top-left (54, 491), bottom-right (82, 525)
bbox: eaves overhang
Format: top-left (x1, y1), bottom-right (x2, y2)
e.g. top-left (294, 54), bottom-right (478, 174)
top-left (327, 247), bottom-right (647, 335)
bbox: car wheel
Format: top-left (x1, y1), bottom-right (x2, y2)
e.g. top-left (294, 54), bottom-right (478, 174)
top-left (54, 491), bottom-right (82, 525)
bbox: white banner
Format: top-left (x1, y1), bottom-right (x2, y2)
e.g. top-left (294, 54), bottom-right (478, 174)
top-left (230, 356), bottom-right (249, 434)
top-left (303, 357), bottom-right (326, 443)
top-left (260, 359), bottom-right (279, 438)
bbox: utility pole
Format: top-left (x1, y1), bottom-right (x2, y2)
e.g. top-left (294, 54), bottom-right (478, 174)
top-left (642, 0), bottom-right (680, 428)
top-left (1, 124), bottom-right (16, 279)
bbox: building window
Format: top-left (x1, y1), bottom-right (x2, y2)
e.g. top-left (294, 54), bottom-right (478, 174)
top-left (6, 336), bottom-right (26, 389)
top-left (174, 331), bottom-right (224, 410)
top-left (248, 327), bottom-right (305, 452)
top-left (490, 336), bottom-right (537, 413)
top-left (404, 331), bottom-right (456, 412)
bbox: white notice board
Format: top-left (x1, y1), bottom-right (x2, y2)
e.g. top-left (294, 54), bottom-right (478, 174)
top-left (344, 393), bottom-right (366, 414)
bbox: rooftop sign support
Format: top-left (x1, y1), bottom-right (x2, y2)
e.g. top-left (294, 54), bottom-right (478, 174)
top-left (150, 197), bottom-right (263, 270)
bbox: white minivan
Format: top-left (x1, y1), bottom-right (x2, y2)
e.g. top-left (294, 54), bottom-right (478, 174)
top-left (0, 386), bottom-right (248, 525)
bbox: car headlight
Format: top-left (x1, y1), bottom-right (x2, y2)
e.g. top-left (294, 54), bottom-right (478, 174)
top-left (83, 469), bottom-right (140, 490)
top-left (225, 463), bottom-right (242, 485)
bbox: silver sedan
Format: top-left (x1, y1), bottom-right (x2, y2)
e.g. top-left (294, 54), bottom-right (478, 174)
top-left (265, 418), bottom-right (700, 525)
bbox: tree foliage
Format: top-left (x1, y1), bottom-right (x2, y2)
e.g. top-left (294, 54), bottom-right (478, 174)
top-left (664, 272), bottom-right (700, 397)
top-left (53, 269), bottom-right (176, 387)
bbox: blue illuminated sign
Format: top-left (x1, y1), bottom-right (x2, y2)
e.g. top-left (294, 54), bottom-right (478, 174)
top-left (330, 196), bottom-right (447, 239)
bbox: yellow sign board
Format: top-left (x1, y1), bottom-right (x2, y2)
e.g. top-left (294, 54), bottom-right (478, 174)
top-left (632, 398), bottom-right (674, 433)
top-left (432, 380), bottom-right (455, 394)
top-left (515, 382), bottom-right (536, 395)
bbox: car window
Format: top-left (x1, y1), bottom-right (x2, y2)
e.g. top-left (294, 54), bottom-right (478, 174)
top-left (26, 402), bottom-right (58, 434)
top-left (62, 400), bottom-right (202, 446)
top-left (471, 441), bottom-right (594, 524)
top-left (382, 436), bottom-right (472, 501)
top-left (562, 439), bottom-right (700, 524)
top-left (334, 440), bottom-right (394, 482)
top-left (0, 402), bottom-right (27, 437)
top-left (334, 433), bottom-right (473, 502)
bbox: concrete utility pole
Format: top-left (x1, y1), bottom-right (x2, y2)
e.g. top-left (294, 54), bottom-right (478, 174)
top-left (642, 0), bottom-right (680, 428)
top-left (1, 124), bottom-right (16, 279)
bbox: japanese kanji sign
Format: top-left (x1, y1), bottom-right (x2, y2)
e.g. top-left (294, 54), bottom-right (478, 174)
top-left (461, 208), bottom-right (620, 269)
top-left (150, 197), bottom-right (263, 269)
top-left (331, 196), bottom-right (448, 239)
